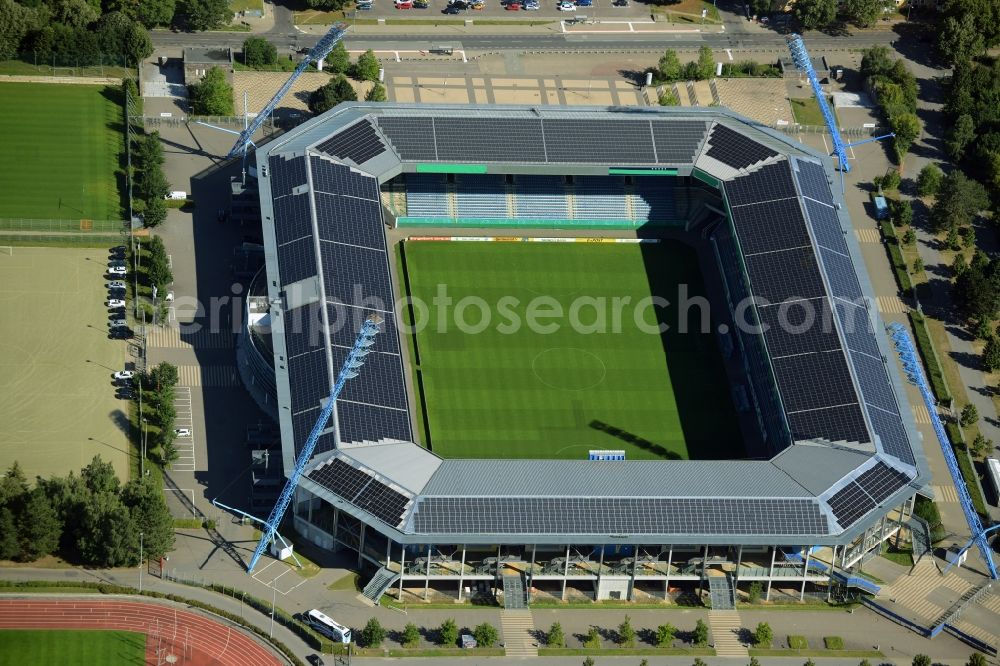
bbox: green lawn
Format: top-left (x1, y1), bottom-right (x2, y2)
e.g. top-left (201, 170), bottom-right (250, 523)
top-left (401, 241), bottom-right (742, 460)
top-left (0, 629), bottom-right (145, 665)
top-left (0, 83), bottom-right (121, 221)
top-left (790, 97), bottom-right (839, 127)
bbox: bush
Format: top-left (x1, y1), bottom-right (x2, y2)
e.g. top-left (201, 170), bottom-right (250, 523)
top-left (916, 163), bottom-right (942, 197)
top-left (360, 617), bottom-right (385, 648)
top-left (473, 622), bottom-right (498, 648)
top-left (656, 622), bottom-right (676, 647)
top-left (788, 635), bottom-right (808, 649)
top-left (960, 403), bottom-right (979, 427)
top-left (354, 49), bottom-right (380, 82)
top-left (754, 622), bottom-right (773, 648)
top-left (438, 618), bottom-right (458, 647)
top-left (881, 170), bottom-right (902, 191)
top-left (584, 627), bottom-right (601, 650)
top-left (693, 619), bottom-right (709, 646)
top-left (401, 622), bottom-right (420, 647)
top-left (547, 622), bottom-right (565, 647)
top-left (824, 636), bottom-right (844, 649)
top-left (747, 581), bottom-right (763, 604)
top-left (659, 90), bottom-right (680, 106)
top-left (913, 655), bottom-right (931, 666)
top-left (242, 37), bottom-right (277, 67)
top-left (618, 615), bottom-right (636, 648)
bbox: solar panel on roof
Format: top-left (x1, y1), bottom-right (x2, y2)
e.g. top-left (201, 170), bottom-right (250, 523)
top-left (794, 159), bottom-right (835, 205)
top-left (819, 247), bottom-right (865, 303)
top-left (315, 119), bottom-right (387, 165)
top-left (855, 462), bottom-right (911, 504)
top-left (269, 155), bottom-right (307, 198)
top-left (744, 247), bottom-right (826, 303)
top-left (308, 458), bottom-right (373, 502)
top-left (705, 124), bottom-right (779, 170)
top-left (287, 348), bottom-right (330, 415)
top-left (376, 117), bottom-right (437, 160)
top-left (850, 351), bottom-right (899, 415)
top-left (827, 481), bottom-right (876, 528)
top-left (803, 199), bottom-right (849, 256)
top-left (723, 161), bottom-right (798, 207)
top-left (276, 235), bottom-right (317, 285)
top-left (411, 497), bottom-right (828, 536)
top-left (310, 157), bottom-right (379, 200)
top-left (543, 119), bottom-right (656, 164)
top-left (833, 300), bottom-right (881, 358)
top-left (650, 120), bottom-right (709, 163)
top-left (292, 407), bottom-right (320, 458)
top-left (314, 193), bottom-right (385, 251)
top-left (336, 401), bottom-right (412, 444)
top-left (273, 192), bottom-right (312, 246)
top-left (284, 302), bottom-right (326, 358)
top-left (435, 118), bottom-right (546, 163)
top-left (772, 350), bottom-right (858, 413)
top-left (319, 240), bottom-right (395, 311)
top-left (867, 406), bottom-right (916, 465)
top-left (353, 480), bottom-right (410, 527)
top-left (326, 303), bottom-right (400, 356)
top-left (787, 403), bottom-right (870, 444)
top-left (332, 347), bottom-right (408, 410)
top-left (756, 298), bottom-right (841, 358)
top-left (730, 198), bottom-right (811, 254)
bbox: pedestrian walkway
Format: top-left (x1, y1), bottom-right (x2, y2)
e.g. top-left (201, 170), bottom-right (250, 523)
top-left (500, 609), bottom-right (537, 657)
top-left (855, 227), bottom-right (882, 243)
top-left (176, 364), bottom-right (241, 388)
top-left (147, 325), bottom-right (234, 349)
top-left (708, 609), bottom-right (748, 657)
top-left (881, 558), bottom-right (972, 623)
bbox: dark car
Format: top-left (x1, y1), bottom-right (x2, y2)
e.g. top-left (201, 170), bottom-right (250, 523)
top-left (443, 4), bottom-right (462, 11)
top-left (612, 0), bottom-right (628, 5)
top-left (109, 328), bottom-right (133, 340)
top-left (414, 0), bottom-right (429, 6)
top-left (306, 655), bottom-right (325, 666)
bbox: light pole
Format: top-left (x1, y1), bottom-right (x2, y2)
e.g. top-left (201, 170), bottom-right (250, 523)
top-left (269, 584), bottom-right (276, 638)
top-left (141, 418), bottom-right (147, 478)
top-left (139, 531), bottom-right (144, 593)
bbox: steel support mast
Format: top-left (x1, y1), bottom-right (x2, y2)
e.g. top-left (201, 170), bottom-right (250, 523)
top-left (246, 314), bottom-right (382, 573)
top-left (786, 35), bottom-right (850, 172)
top-left (226, 22), bottom-right (348, 160)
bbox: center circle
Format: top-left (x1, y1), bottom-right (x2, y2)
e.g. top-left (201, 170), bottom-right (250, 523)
top-left (531, 347), bottom-right (607, 391)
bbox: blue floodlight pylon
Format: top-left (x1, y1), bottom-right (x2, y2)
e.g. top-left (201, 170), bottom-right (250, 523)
top-left (786, 35), bottom-right (851, 173)
top-left (888, 322), bottom-right (998, 580)
top-left (245, 313), bottom-right (383, 573)
top-left (225, 22), bottom-right (348, 160)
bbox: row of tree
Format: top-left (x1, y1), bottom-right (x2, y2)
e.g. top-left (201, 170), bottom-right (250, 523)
top-left (859, 46), bottom-right (920, 163)
top-left (0, 4), bottom-right (153, 67)
top-left (943, 58), bottom-right (1000, 199)
top-left (0, 458), bottom-right (174, 567)
top-left (307, 48), bottom-right (388, 115)
top-left (358, 617), bottom-right (498, 648)
top-left (789, 0), bottom-right (894, 30)
top-left (131, 113), bottom-right (171, 227)
top-left (139, 362), bottom-right (181, 465)
top-left (546, 618), bottom-right (709, 649)
top-left (654, 47), bottom-right (715, 84)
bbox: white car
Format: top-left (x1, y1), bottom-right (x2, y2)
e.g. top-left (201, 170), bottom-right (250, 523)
top-left (165, 291), bottom-right (175, 302)
top-left (107, 299), bottom-right (126, 308)
top-left (107, 281), bottom-right (126, 290)
top-left (107, 266), bottom-right (127, 276)
top-left (558, 1), bottom-right (575, 9)
top-left (113, 370), bottom-right (135, 381)
top-left (174, 428), bottom-right (192, 437)
top-left (109, 319), bottom-right (128, 328)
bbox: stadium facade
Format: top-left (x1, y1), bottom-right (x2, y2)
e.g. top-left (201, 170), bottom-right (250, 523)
top-left (249, 103), bottom-right (930, 605)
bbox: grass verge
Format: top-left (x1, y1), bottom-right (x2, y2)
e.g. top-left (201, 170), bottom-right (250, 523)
top-left (908, 311), bottom-right (952, 405)
top-left (540, 647), bottom-right (716, 656)
top-left (328, 572), bottom-right (362, 591)
top-left (750, 649), bottom-right (884, 657)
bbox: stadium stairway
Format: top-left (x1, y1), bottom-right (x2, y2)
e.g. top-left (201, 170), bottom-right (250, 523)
top-left (502, 574), bottom-right (527, 609)
top-left (500, 609), bottom-right (537, 657)
top-left (361, 566), bottom-right (400, 606)
top-left (707, 572), bottom-right (736, 610)
top-left (708, 610), bottom-right (748, 657)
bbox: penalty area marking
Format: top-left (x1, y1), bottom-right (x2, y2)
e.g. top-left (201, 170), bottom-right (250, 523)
top-left (407, 236), bottom-right (660, 243)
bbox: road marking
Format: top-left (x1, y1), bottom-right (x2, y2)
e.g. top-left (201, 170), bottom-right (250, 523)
top-left (911, 404), bottom-right (931, 425)
top-left (932, 484), bottom-right (959, 503)
top-left (854, 227), bottom-right (882, 243)
top-left (171, 386), bottom-right (196, 472)
top-left (147, 325), bottom-right (234, 349)
top-left (876, 295), bottom-right (909, 314)
top-left (175, 365), bottom-right (241, 388)
top-left (725, 48), bottom-right (733, 61)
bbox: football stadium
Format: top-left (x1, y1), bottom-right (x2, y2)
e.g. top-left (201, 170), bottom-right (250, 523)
top-left (246, 103), bottom-right (930, 606)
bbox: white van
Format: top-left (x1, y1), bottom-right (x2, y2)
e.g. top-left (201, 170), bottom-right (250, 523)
top-left (166, 191), bottom-right (188, 200)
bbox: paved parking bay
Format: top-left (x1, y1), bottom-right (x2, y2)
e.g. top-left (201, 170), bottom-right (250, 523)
top-left (336, 0), bottom-right (650, 20)
top-left (171, 386), bottom-right (196, 472)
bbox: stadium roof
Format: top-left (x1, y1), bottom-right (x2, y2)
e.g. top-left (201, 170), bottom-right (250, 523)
top-left (258, 103), bottom-right (929, 546)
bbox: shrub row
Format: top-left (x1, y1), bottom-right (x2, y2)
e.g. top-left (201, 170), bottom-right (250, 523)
top-left (907, 311), bottom-right (953, 405)
top-left (879, 219), bottom-right (913, 297)
top-left (0, 580), bottom-right (305, 666)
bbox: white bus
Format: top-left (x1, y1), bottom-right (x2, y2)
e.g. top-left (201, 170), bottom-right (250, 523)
top-left (305, 609), bottom-right (352, 644)
top-left (986, 457), bottom-right (1000, 505)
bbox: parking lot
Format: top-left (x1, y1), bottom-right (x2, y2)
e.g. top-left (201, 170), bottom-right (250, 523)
top-left (344, 0), bottom-right (649, 20)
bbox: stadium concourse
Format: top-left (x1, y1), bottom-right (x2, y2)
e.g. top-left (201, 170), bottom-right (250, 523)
top-left (240, 103), bottom-right (930, 606)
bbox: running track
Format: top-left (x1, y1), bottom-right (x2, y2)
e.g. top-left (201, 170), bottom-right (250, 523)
top-left (0, 599), bottom-right (282, 665)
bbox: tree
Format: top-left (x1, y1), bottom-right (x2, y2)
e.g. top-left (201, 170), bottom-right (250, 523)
top-left (946, 224), bottom-right (962, 251)
top-left (983, 335), bottom-right (1000, 372)
top-left (584, 627), bottom-right (601, 650)
top-left (693, 619), bottom-right (709, 646)
top-left (861, 46), bottom-right (894, 78)
top-left (547, 622), bottom-right (565, 647)
top-left (804, 660), bottom-right (817, 666)
top-left (971, 433), bottom-right (991, 456)
top-left (82, 456), bottom-right (120, 496)
top-left (76, 491), bottom-right (139, 566)
top-left (136, 165), bottom-right (170, 204)
top-left (178, 0), bottom-right (230, 31)
top-left (51, 0), bottom-right (99, 29)
top-left (659, 90), bottom-right (680, 106)
top-left (148, 362), bottom-right (179, 390)
top-left (749, 658), bottom-right (762, 666)
top-left (189, 67), bottom-right (234, 115)
top-left (946, 114), bottom-right (977, 162)
top-left (243, 37), bottom-right (277, 68)
top-left (0, 508), bottom-right (18, 560)
top-left (655, 623), bottom-right (676, 647)
top-left (365, 82), bottom-right (388, 102)
top-left (893, 200), bottom-right (913, 227)
top-left (753, 622), bottom-right (773, 648)
top-left (354, 49), bottom-right (380, 82)
top-left (694, 659), bottom-right (708, 666)
top-left (401, 622), bottom-right (420, 647)
top-left (913, 655), bottom-right (932, 666)
top-left (844, 0), bottom-right (884, 27)
top-left (968, 652), bottom-right (988, 666)
top-left (954, 259), bottom-right (1000, 323)
top-left (326, 41), bottom-right (350, 74)
top-left (17, 488), bottom-right (62, 561)
top-left (913, 257), bottom-right (924, 273)
top-left (307, 75), bottom-right (357, 115)
top-left (136, 0), bottom-right (177, 28)
top-left (360, 617), bottom-right (386, 647)
top-left (747, 581), bottom-right (763, 603)
top-left (96, 12), bottom-right (153, 65)
top-left (473, 622), bottom-right (498, 648)
top-left (122, 477), bottom-right (174, 560)
top-left (0, 0), bottom-right (39, 61)
top-left (891, 113), bottom-right (921, 161)
top-left (0, 461), bottom-right (28, 505)
top-left (794, 0), bottom-right (836, 29)
top-left (438, 618), bottom-right (458, 647)
top-left (143, 196), bottom-right (168, 227)
top-left (960, 403), bottom-right (980, 427)
top-left (953, 253), bottom-right (968, 277)
top-left (618, 615), bottom-right (636, 647)
top-left (931, 170), bottom-right (988, 232)
top-left (916, 164), bottom-right (943, 197)
top-left (583, 658), bottom-right (595, 666)
top-left (659, 49), bottom-right (682, 82)
top-left (961, 225), bottom-right (976, 248)
top-left (696, 45), bottom-right (714, 80)
top-left (902, 229), bottom-right (916, 246)
top-left (305, 0), bottom-right (352, 8)
top-left (860, 660), bottom-right (872, 666)
top-left (937, 13), bottom-right (985, 66)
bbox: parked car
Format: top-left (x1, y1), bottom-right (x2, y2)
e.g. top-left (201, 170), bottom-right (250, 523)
top-left (107, 266), bottom-right (127, 276)
top-left (443, 4), bottom-right (461, 11)
top-left (165, 291), bottom-right (175, 302)
top-left (357, 0), bottom-right (373, 7)
top-left (524, 1), bottom-right (540, 8)
top-left (107, 299), bottom-right (126, 309)
top-left (558, 1), bottom-right (575, 9)
top-left (414, 0), bottom-right (429, 7)
top-left (107, 280), bottom-right (126, 290)
top-left (576, 0), bottom-right (592, 7)
top-left (109, 319), bottom-right (128, 328)
top-left (113, 370), bottom-right (135, 381)
top-left (109, 328), bottom-right (133, 340)
top-left (505, 1), bottom-right (520, 8)
top-left (174, 428), bottom-right (192, 437)
top-left (394, 0), bottom-right (412, 8)
top-left (612, 0), bottom-right (628, 5)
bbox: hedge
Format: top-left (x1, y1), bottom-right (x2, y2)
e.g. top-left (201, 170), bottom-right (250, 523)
top-left (907, 311), bottom-right (953, 405)
top-left (879, 219), bottom-right (913, 297)
top-left (0, 580), bottom-right (305, 666)
top-left (945, 429), bottom-right (989, 519)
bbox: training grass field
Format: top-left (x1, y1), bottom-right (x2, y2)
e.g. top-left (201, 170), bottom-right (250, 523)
top-left (0, 83), bottom-right (121, 221)
top-left (0, 247), bottom-right (130, 481)
top-left (0, 629), bottom-right (145, 665)
top-left (401, 241), bottom-right (742, 461)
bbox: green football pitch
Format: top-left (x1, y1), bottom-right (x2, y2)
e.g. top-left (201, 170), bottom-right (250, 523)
top-left (401, 241), bottom-right (743, 461)
top-left (0, 83), bottom-right (121, 221)
top-left (0, 629), bottom-right (145, 665)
